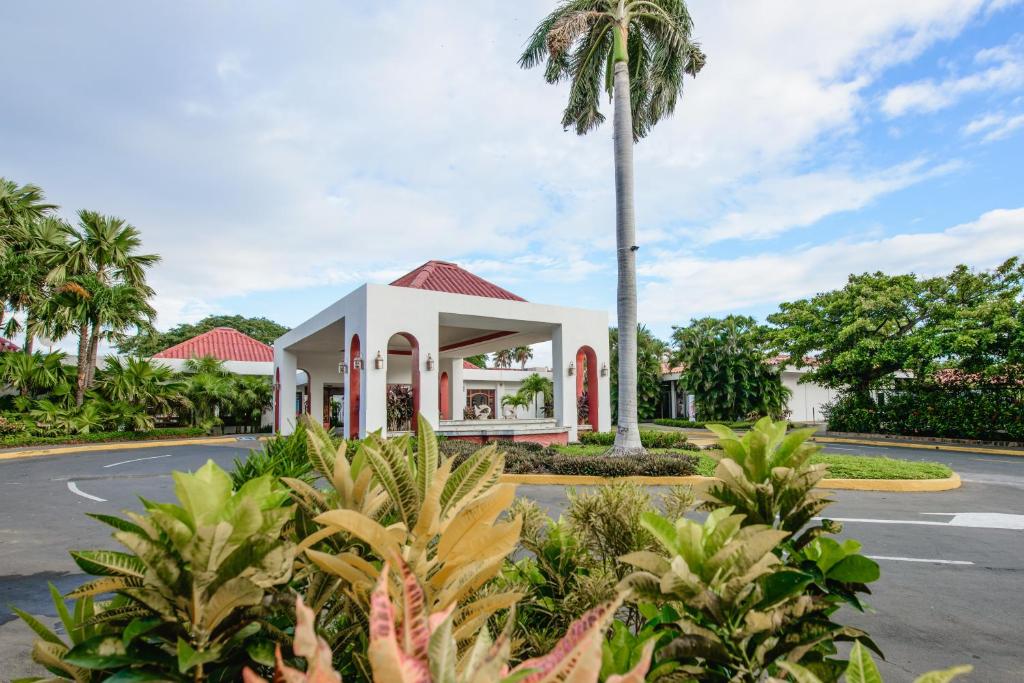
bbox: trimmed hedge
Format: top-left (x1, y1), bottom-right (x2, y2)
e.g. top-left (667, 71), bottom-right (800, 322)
top-left (825, 385), bottom-right (1024, 441)
top-left (440, 439), bottom-right (699, 477)
top-left (578, 429), bottom-right (696, 450)
top-left (652, 418), bottom-right (756, 430)
top-left (0, 427), bottom-right (208, 449)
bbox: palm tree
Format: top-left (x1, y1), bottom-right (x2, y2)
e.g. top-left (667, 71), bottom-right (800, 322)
top-left (0, 178), bottom-right (56, 241)
top-left (521, 1), bottom-right (705, 453)
top-left (493, 349), bottom-right (515, 369)
top-left (512, 345), bottom-right (534, 369)
top-left (0, 218), bottom-right (68, 350)
top-left (42, 211), bottom-right (159, 403)
top-left (518, 372), bottom-right (554, 417)
top-left (94, 356), bottom-right (187, 416)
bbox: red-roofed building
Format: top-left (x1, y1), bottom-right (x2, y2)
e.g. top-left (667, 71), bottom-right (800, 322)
top-left (391, 260), bottom-right (526, 301)
top-left (272, 260), bottom-right (609, 442)
top-left (152, 327), bottom-right (274, 376)
top-left (0, 337), bottom-right (20, 353)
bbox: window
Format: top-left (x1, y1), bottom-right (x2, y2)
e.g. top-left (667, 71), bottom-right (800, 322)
top-left (467, 389), bottom-right (495, 419)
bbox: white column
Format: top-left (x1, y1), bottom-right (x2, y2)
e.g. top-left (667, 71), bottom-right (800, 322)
top-left (552, 326), bottom-right (578, 441)
top-left (669, 380), bottom-right (677, 419)
top-left (417, 326), bottom-right (440, 431)
top-left (450, 358), bottom-right (466, 420)
top-left (307, 364), bottom-right (324, 427)
top-left (274, 347), bottom-right (298, 435)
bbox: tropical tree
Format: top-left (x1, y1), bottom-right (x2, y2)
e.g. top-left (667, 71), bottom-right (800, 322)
top-left (513, 344), bottom-right (534, 369)
top-left (493, 348), bottom-right (514, 368)
top-left (609, 325), bottom-right (666, 422)
top-left (118, 314), bottom-right (289, 356)
top-left (227, 374), bottom-right (273, 432)
top-left (0, 217), bottom-right (69, 352)
top-left (93, 356), bottom-right (187, 416)
top-left (521, 0), bottom-right (705, 453)
top-left (672, 315), bottom-right (790, 421)
top-left (0, 177), bottom-right (56, 241)
top-left (463, 353), bottom-right (488, 368)
top-left (181, 356), bottom-right (232, 426)
top-left (0, 350), bottom-right (70, 398)
top-left (43, 210), bottom-right (159, 404)
top-left (519, 371), bottom-right (555, 417)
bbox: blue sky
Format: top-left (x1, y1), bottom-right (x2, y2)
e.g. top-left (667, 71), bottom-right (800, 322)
top-left (3, 0), bottom-right (1024, 354)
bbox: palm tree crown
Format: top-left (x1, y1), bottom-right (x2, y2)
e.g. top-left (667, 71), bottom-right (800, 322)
top-left (519, 0), bottom-right (705, 139)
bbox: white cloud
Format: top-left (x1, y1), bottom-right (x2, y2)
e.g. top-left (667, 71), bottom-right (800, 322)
top-left (691, 159), bottom-right (960, 243)
top-left (882, 37), bottom-right (1024, 116)
top-left (963, 110), bottom-right (1024, 140)
top-left (1, 0), bottom-right (1016, 331)
top-left (638, 207), bottom-right (1024, 324)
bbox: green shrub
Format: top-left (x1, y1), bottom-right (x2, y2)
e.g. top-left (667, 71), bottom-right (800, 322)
top-left (653, 417), bottom-right (755, 429)
top-left (825, 382), bottom-right (1024, 441)
top-left (578, 429), bottom-right (694, 449)
top-left (0, 426), bottom-right (206, 448)
top-left (230, 422), bottom-right (314, 488)
top-left (440, 439), bottom-right (698, 477)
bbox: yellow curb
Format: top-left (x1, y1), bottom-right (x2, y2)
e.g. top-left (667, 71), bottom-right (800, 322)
top-left (812, 436), bottom-right (1024, 457)
top-left (0, 436), bottom-right (256, 461)
top-left (500, 471), bottom-right (962, 492)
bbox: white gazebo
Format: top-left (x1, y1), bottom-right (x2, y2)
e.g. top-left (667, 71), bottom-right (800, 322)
top-left (272, 260), bottom-right (610, 444)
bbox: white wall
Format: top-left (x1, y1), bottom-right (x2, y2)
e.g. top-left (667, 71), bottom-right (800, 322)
top-left (782, 369), bottom-right (838, 423)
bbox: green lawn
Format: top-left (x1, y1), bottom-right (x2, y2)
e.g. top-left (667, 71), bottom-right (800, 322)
top-left (552, 445), bottom-right (952, 480)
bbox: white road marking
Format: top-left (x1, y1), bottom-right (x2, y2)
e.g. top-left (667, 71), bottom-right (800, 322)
top-left (820, 512), bottom-right (1024, 530)
top-left (867, 555), bottom-right (974, 566)
top-left (103, 453), bottom-right (173, 468)
top-left (969, 457), bottom-right (1021, 465)
top-left (67, 481), bottom-right (106, 502)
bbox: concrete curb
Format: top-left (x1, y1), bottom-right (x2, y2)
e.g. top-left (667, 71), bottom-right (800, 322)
top-left (0, 436), bottom-right (259, 461)
top-left (812, 436), bottom-right (1024, 457)
top-left (501, 471), bottom-right (962, 492)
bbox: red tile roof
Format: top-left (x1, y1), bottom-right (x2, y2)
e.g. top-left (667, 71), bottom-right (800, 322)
top-left (0, 337), bottom-right (20, 352)
top-left (153, 327), bottom-right (273, 362)
top-left (390, 260), bottom-right (526, 301)
top-left (463, 360), bottom-right (481, 369)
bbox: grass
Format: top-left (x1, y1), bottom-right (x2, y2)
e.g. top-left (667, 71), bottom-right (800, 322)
top-left (553, 445), bottom-right (952, 480)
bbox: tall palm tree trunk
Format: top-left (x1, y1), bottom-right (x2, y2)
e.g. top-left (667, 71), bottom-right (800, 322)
top-left (75, 321), bottom-right (89, 405)
top-left (86, 320), bottom-right (101, 387)
top-left (610, 38), bottom-right (643, 454)
top-left (22, 313), bottom-right (35, 355)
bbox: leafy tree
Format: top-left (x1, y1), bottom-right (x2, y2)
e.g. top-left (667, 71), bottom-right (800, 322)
top-left (672, 316), bottom-right (790, 421)
top-left (768, 258), bottom-right (1024, 398)
top-left (521, 0), bottom-right (705, 454)
top-left (609, 325), bottom-right (665, 423)
top-left (463, 353), bottom-right (488, 368)
top-left (0, 216), bottom-right (68, 351)
top-left (118, 314), bottom-right (289, 356)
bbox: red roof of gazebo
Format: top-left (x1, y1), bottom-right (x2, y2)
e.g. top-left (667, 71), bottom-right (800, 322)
top-left (153, 327), bottom-right (273, 362)
top-left (390, 260), bottom-right (526, 301)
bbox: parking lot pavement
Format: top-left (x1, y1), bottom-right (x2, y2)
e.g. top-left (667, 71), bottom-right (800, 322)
top-left (2, 440), bottom-right (1022, 682)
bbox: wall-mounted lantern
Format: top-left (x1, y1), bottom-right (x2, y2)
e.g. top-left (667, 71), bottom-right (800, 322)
top-left (425, 353), bottom-right (435, 371)
top-left (600, 362), bottom-right (609, 377)
top-left (337, 360), bottom-right (348, 375)
top-left (352, 356), bottom-right (364, 371)
top-left (567, 361), bottom-right (575, 376)
top-left (374, 351), bottom-right (384, 370)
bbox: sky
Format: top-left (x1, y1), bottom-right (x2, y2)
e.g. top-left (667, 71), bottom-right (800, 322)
top-left (3, 0), bottom-right (1024, 360)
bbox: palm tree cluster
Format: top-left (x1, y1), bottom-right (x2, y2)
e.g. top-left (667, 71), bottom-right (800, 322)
top-left (0, 351), bottom-right (271, 436)
top-left (0, 177), bottom-right (158, 405)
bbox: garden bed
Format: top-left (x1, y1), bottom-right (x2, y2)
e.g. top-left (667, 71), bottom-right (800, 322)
top-left (552, 444), bottom-right (952, 480)
top-left (0, 427), bottom-right (208, 449)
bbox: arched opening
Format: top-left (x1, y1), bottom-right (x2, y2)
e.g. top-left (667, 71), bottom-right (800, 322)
top-left (439, 371), bottom-right (450, 420)
top-left (297, 368), bottom-right (311, 416)
top-left (349, 334), bottom-right (361, 439)
top-left (575, 345), bottom-right (599, 432)
top-left (386, 331), bottom-right (420, 433)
